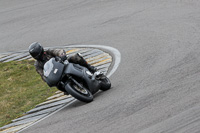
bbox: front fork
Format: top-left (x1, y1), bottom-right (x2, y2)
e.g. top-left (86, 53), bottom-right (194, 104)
top-left (68, 76), bottom-right (85, 90)
top-left (59, 76), bottom-right (88, 92)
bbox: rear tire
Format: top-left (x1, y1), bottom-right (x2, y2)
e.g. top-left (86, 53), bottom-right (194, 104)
top-left (65, 82), bottom-right (93, 103)
top-left (99, 75), bottom-right (111, 91)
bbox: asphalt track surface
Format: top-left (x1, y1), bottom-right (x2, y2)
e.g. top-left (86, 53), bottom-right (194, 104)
top-left (1, 0), bottom-right (200, 133)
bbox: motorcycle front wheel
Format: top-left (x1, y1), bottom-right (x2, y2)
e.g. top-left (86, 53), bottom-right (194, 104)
top-left (65, 81), bottom-right (93, 103)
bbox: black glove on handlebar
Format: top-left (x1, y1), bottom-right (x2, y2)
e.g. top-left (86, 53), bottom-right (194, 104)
top-left (61, 55), bottom-right (68, 61)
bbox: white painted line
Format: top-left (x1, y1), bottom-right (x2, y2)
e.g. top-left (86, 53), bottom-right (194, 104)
top-left (16, 99), bottom-right (76, 133)
top-left (1, 122), bottom-right (34, 133)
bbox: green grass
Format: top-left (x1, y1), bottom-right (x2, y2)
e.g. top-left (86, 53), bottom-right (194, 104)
top-left (0, 60), bottom-right (57, 128)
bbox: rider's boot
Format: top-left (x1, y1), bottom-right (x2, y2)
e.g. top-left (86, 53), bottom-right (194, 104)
top-left (77, 53), bottom-right (97, 73)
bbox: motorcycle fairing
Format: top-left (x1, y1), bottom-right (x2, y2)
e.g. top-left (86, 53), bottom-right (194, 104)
top-left (64, 63), bottom-right (100, 94)
top-left (44, 58), bottom-right (64, 87)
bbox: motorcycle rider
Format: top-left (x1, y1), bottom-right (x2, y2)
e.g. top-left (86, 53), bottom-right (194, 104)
top-left (28, 42), bottom-right (97, 93)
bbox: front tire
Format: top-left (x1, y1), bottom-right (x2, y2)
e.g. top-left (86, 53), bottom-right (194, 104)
top-left (65, 82), bottom-right (93, 103)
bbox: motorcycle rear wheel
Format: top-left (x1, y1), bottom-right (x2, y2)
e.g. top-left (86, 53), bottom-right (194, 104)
top-left (65, 82), bottom-right (93, 103)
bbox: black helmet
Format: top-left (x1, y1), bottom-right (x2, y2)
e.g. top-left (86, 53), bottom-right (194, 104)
top-left (29, 42), bottom-right (44, 60)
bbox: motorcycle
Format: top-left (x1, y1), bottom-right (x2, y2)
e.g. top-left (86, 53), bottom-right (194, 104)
top-left (43, 57), bottom-right (111, 103)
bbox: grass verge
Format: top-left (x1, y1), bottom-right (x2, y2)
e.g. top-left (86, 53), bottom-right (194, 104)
top-left (0, 60), bottom-right (57, 128)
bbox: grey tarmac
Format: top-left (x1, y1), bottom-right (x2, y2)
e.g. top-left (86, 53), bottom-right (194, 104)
top-left (1, 0), bottom-right (200, 133)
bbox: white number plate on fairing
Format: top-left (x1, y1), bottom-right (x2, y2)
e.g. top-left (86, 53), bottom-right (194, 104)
top-left (54, 69), bottom-right (58, 74)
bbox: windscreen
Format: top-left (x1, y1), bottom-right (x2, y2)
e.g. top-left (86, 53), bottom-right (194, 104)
top-left (44, 58), bottom-right (54, 77)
